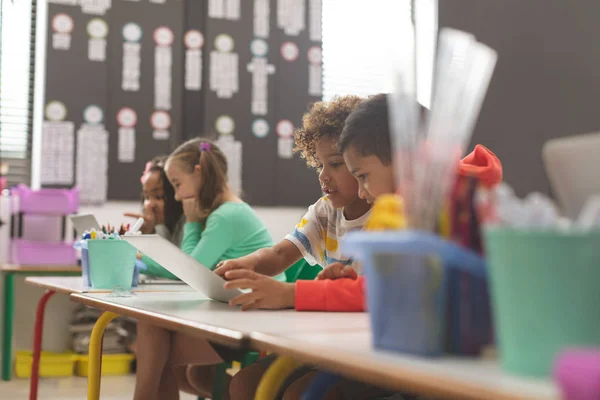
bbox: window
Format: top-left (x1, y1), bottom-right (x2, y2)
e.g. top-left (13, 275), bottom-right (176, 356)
top-left (0, 0), bottom-right (36, 187)
top-left (322, 0), bottom-right (437, 108)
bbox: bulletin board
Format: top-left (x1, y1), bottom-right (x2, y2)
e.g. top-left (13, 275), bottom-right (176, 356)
top-left (42, 0), bottom-right (322, 206)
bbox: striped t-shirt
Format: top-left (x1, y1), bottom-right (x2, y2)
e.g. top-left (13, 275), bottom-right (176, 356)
top-left (285, 197), bottom-right (372, 274)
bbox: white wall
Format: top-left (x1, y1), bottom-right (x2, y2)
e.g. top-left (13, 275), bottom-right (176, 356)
top-left (0, 197), bottom-right (305, 366)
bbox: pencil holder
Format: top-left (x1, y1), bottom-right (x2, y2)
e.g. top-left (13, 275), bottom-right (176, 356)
top-left (87, 240), bottom-right (137, 291)
top-left (343, 231), bottom-right (487, 357)
top-left (485, 228), bottom-right (600, 377)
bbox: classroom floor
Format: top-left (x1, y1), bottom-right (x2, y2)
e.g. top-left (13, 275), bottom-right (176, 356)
top-left (2, 375), bottom-right (197, 399)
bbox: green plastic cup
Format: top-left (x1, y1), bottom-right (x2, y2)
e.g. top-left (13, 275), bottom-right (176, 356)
top-left (87, 240), bottom-right (137, 291)
top-left (484, 227), bottom-right (600, 377)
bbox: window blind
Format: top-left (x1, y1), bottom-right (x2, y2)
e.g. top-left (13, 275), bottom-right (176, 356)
top-left (0, 0), bottom-right (36, 187)
top-left (321, 0), bottom-right (436, 108)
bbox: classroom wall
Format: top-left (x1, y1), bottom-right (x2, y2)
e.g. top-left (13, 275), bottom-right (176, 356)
top-left (41, 0), bottom-right (322, 206)
top-left (0, 198), bottom-right (305, 359)
top-left (439, 0), bottom-right (600, 197)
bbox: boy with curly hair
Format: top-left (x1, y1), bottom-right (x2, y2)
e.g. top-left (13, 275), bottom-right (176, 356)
top-left (216, 95), bottom-right (370, 309)
top-left (217, 95), bottom-right (386, 399)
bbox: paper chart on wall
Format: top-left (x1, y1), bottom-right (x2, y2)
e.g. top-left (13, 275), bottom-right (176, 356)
top-left (254, 0), bottom-right (270, 38)
top-left (52, 13), bottom-right (73, 50)
top-left (87, 19), bottom-right (108, 62)
top-left (122, 23), bottom-right (142, 91)
top-left (184, 30), bottom-right (204, 91)
top-left (248, 57), bottom-right (275, 116)
top-left (276, 119), bottom-right (294, 159)
top-left (308, 46), bottom-right (322, 96)
top-left (41, 121), bottom-right (75, 185)
top-left (154, 26), bottom-right (173, 110)
top-left (210, 35), bottom-right (239, 99)
top-left (209, 0), bottom-right (241, 20)
top-left (216, 135), bottom-right (242, 196)
top-left (117, 107), bottom-right (137, 163)
top-left (48, 0), bottom-right (77, 5)
top-left (308, 0), bottom-right (322, 41)
top-left (80, 0), bottom-right (112, 15)
top-left (277, 0), bottom-right (305, 36)
top-left (76, 124), bottom-right (109, 204)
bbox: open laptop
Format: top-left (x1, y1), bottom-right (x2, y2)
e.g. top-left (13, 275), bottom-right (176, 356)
top-left (70, 213), bottom-right (101, 237)
top-left (543, 132), bottom-right (600, 219)
top-left (123, 234), bottom-right (243, 303)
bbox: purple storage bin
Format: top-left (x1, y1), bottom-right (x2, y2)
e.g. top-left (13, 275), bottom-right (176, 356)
top-left (10, 239), bottom-right (77, 265)
top-left (11, 185), bottom-right (79, 215)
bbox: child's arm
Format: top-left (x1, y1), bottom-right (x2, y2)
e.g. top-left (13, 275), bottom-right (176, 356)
top-left (181, 215), bottom-right (234, 270)
top-left (215, 239), bottom-right (302, 277)
top-left (223, 269), bottom-right (366, 312)
top-left (140, 255), bottom-right (179, 280)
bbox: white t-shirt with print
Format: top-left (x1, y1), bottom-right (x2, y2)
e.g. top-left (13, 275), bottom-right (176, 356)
top-left (284, 196), bottom-right (371, 275)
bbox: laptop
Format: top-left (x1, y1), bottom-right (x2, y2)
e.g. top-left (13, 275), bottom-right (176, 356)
top-left (122, 234), bottom-right (243, 303)
top-left (543, 132), bottom-right (600, 219)
top-left (70, 213), bottom-right (101, 237)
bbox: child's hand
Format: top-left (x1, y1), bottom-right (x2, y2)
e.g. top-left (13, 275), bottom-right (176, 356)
top-left (182, 198), bottom-right (202, 223)
top-left (215, 255), bottom-right (258, 278)
top-left (223, 270), bottom-right (295, 311)
top-left (317, 262), bottom-right (358, 281)
top-left (124, 204), bottom-right (156, 234)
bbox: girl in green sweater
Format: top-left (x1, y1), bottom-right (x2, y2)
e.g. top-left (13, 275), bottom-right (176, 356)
top-left (134, 138), bottom-right (278, 400)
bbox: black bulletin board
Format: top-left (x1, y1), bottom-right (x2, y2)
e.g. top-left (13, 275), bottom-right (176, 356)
top-left (42, 0), bottom-right (321, 206)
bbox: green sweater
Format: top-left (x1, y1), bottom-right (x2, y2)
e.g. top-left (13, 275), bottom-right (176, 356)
top-left (143, 202), bottom-right (284, 281)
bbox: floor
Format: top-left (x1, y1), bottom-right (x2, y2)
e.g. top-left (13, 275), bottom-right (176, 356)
top-left (2, 375), bottom-right (198, 400)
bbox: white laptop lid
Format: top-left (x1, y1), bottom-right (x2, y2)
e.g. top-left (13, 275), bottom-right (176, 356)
top-left (70, 213), bottom-right (101, 237)
top-left (123, 234), bottom-right (242, 303)
top-left (543, 132), bottom-right (600, 219)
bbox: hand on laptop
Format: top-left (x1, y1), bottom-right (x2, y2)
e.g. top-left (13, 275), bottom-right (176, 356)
top-left (215, 255), bottom-right (258, 278)
top-left (317, 262), bottom-right (358, 281)
top-left (223, 270), bottom-right (295, 311)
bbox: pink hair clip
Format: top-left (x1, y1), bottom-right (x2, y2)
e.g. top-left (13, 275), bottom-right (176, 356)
top-left (200, 142), bottom-right (211, 152)
top-left (140, 161), bottom-right (152, 184)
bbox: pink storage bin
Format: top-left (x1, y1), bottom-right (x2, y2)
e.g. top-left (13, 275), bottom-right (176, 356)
top-left (11, 185), bottom-right (79, 215)
top-left (10, 240), bottom-right (77, 265)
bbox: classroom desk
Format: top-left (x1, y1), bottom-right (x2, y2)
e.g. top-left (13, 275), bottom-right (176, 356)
top-left (69, 291), bottom-right (367, 400)
top-left (250, 331), bottom-right (560, 400)
top-left (1, 264), bottom-right (81, 382)
top-left (23, 277), bottom-right (193, 400)
top-left (70, 291), bottom-right (560, 400)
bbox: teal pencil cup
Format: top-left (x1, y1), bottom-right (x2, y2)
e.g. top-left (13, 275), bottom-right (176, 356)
top-left (484, 228), bottom-right (600, 377)
top-left (87, 240), bottom-right (137, 291)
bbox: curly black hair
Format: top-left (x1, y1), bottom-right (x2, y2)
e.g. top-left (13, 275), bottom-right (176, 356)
top-left (294, 95), bottom-right (363, 168)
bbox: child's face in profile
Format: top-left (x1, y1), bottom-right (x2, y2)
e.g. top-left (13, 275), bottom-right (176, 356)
top-left (315, 138), bottom-right (363, 210)
top-left (165, 160), bottom-right (202, 202)
top-left (343, 145), bottom-right (395, 204)
top-left (142, 171), bottom-right (165, 224)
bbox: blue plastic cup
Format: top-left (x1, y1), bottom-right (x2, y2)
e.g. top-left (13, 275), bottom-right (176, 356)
top-left (342, 230), bottom-right (487, 357)
top-left (87, 240), bottom-right (137, 291)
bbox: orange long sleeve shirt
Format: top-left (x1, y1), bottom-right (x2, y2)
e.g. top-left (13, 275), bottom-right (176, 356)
top-left (295, 145), bottom-right (502, 312)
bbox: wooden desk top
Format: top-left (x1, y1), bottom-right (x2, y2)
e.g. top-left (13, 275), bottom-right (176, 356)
top-left (0, 264), bottom-right (81, 273)
top-left (250, 331), bottom-right (560, 400)
top-left (70, 291), bottom-right (368, 349)
top-left (25, 276), bottom-right (195, 296)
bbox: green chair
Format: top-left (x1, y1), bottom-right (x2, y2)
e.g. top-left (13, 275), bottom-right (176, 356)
top-left (199, 259), bottom-right (319, 400)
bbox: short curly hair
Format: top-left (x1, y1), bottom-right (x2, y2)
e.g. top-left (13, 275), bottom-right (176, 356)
top-left (294, 95), bottom-right (363, 168)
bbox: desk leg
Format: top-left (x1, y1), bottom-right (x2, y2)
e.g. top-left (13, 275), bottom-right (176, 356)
top-left (29, 290), bottom-right (56, 400)
top-left (2, 272), bottom-right (15, 381)
top-left (254, 356), bottom-right (303, 400)
top-left (88, 311), bottom-right (118, 400)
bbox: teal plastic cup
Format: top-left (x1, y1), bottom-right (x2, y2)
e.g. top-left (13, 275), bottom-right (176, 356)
top-left (87, 240), bottom-right (137, 291)
top-left (484, 227), bottom-right (600, 377)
